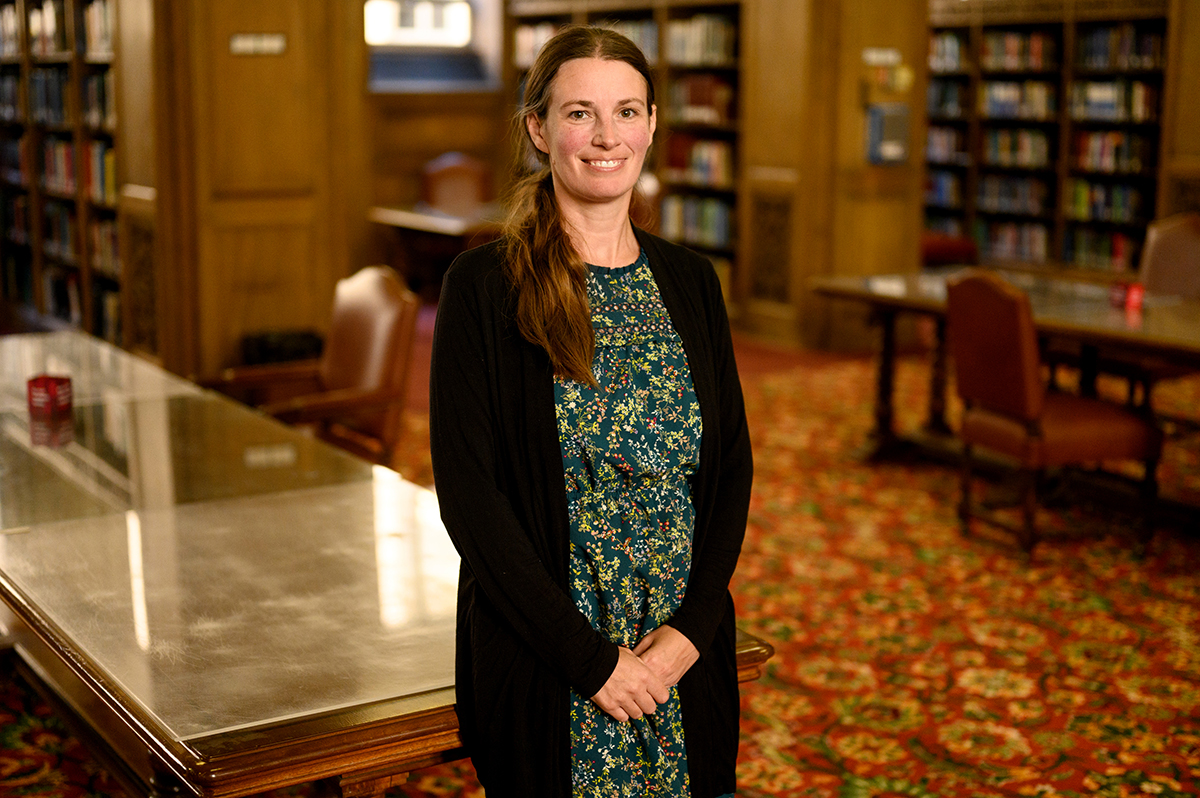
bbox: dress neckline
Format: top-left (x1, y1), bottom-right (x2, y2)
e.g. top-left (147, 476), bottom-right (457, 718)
top-left (587, 248), bottom-right (646, 276)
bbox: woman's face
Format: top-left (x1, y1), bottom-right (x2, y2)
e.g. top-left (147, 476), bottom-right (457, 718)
top-left (526, 57), bottom-right (656, 213)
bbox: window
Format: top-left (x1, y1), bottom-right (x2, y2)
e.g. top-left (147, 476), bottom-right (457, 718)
top-left (364, 0), bottom-right (501, 93)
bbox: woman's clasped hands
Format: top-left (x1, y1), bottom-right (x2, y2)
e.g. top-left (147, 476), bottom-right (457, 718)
top-left (590, 625), bottom-right (700, 722)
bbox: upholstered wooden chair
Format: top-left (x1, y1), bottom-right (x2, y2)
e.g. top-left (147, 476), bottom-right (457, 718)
top-left (947, 269), bottom-right (1162, 556)
top-left (208, 265), bottom-right (421, 468)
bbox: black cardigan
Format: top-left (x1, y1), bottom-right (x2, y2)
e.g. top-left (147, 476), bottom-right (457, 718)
top-left (429, 227), bottom-right (753, 797)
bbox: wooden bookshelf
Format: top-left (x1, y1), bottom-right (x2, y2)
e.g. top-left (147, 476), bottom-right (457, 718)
top-left (0, 0), bottom-right (120, 340)
top-left (925, 0), bottom-right (1170, 274)
top-left (507, 0), bottom-right (742, 300)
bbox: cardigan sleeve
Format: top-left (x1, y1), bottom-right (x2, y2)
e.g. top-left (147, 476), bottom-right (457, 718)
top-left (665, 259), bottom-right (753, 656)
top-left (429, 257), bottom-right (620, 700)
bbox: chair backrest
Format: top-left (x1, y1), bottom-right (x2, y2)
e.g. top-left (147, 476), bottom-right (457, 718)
top-left (1139, 212), bottom-right (1200, 298)
top-left (946, 269), bottom-right (1044, 422)
top-left (318, 266), bottom-right (420, 443)
top-left (421, 151), bottom-right (492, 218)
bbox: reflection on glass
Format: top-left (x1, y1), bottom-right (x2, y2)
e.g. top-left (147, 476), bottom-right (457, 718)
top-left (127, 510), bottom-right (150, 651)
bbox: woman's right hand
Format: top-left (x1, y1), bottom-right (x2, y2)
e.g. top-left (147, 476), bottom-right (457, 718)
top-left (590, 646), bottom-right (670, 722)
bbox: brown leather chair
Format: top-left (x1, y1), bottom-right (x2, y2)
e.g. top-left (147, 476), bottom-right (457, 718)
top-left (947, 269), bottom-right (1162, 556)
top-left (209, 266), bottom-right (421, 468)
top-left (1141, 212), bottom-right (1200, 298)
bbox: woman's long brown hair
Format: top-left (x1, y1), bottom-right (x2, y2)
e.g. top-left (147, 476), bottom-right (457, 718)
top-left (503, 25), bottom-right (655, 386)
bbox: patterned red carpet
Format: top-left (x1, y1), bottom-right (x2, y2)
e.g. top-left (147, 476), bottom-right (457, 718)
top-left (2, 345), bottom-right (1199, 798)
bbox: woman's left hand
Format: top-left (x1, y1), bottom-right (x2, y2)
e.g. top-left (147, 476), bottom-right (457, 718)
top-left (632, 625), bottom-right (699, 688)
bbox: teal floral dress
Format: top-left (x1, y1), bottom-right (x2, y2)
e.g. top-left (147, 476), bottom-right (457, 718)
top-left (554, 250), bottom-right (703, 797)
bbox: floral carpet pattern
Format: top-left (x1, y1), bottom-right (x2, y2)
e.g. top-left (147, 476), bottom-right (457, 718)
top-left (1, 353), bottom-right (1198, 798)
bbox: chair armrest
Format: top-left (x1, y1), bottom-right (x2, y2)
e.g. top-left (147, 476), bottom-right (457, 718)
top-left (197, 359), bottom-right (323, 391)
top-left (262, 387), bottom-right (407, 425)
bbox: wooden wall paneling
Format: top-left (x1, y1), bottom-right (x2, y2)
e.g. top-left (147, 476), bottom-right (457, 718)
top-left (152, 0), bottom-right (200, 375)
top-left (117, 0), bottom-right (154, 188)
top-left (116, 0), bottom-right (157, 357)
top-left (1160, 0), bottom-right (1200, 215)
top-left (736, 0), bottom-right (815, 343)
top-left (327, 0), bottom-right (370, 282)
top-left (188, 0), bottom-right (336, 377)
top-left (200, 0), bottom-right (316, 196)
top-left (819, 0), bottom-right (926, 351)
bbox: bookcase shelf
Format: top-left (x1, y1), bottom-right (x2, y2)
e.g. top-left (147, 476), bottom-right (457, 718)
top-left (924, 5), bottom-right (1169, 274)
top-left (0, 0), bottom-right (120, 341)
top-left (507, 0), bottom-right (742, 299)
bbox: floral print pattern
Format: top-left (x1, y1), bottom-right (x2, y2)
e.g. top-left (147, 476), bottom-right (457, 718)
top-left (554, 251), bottom-right (702, 798)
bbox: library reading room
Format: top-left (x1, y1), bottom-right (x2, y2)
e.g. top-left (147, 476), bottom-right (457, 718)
top-left (0, 1), bottom-right (1199, 797)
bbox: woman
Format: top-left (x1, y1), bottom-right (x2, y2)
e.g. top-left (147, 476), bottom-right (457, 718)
top-left (429, 24), bottom-right (752, 798)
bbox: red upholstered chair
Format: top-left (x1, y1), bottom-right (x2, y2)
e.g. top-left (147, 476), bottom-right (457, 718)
top-left (208, 266), bottom-right (421, 468)
top-left (947, 269), bottom-right (1162, 556)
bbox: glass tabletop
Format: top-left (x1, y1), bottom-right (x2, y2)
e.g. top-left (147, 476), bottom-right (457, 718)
top-left (843, 268), bottom-right (1200, 357)
top-left (0, 331), bottom-right (200, 411)
top-left (0, 332), bottom-right (458, 742)
top-left (0, 474), bottom-right (458, 740)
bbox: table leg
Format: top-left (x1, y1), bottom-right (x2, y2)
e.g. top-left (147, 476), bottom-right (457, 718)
top-left (1078, 344), bottom-right (1099, 398)
top-left (868, 307), bottom-right (898, 456)
top-left (924, 315), bottom-right (952, 436)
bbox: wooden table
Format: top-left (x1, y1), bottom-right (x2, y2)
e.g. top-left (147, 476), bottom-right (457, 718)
top-left (812, 267), bottom-right (1200, 457)
top-left (0, 331), bottom-right (772, 798)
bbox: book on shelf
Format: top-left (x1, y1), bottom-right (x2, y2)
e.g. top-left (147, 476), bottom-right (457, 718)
top-left (30, 67), bottom-right (70, 126)
top-left (1063, 178), bottom-right (1142, 224)
top-left (666, 15), bottom-right (736, 67)
top-left (924, 170), bottom-right (960, 208)
top-left (1077, 23), bottom-right (1163, 71)
top-left (84, 0), bottom-right (115, 58)
top-left (600, 19), bottom-right (657, 65)
top-left (979, 80), bottom-right (1055, 120)
top-left (512, 22), bottom-right (562, 70)
top-left (1074, 130), bottom-right (1152, 174)
top-left (664, 134), bottom-right (734, 189)
top-left (43, 199), bottom-right (74, 261)
top-left (928, 30), bottom-right (965, 72)
top-left (983, 128), bottom-right (1049, 169)
top-left (43, 265), bottom-right (82, 324)
top-left (660, 194), bottom-right (732, 251)
top-left (669, 73), bottom-right (735, 126)
top-left (0, 74), bottom-right (19, 122)
top-left (1070, 80), bottom-right (1157, 123)
top-left (975, 220), bottom-right (1048, 263)
top-left (42, 136), bottom-right (75, 194)
top-left (927, 79), bottom-right (963, 118)
top-left (0, 5), bottom-right (19, 58)
top-left (28, 0), bottom-right (68, 57)
top-left (981, 30), bottom-right (1057, 72)
top-left (926, 126), bottom-right (968, 165)
top-left (83, 140), bottom-right (116, 203)
top-left (1065, 228), bottom-right (1136, 271)
top-left (978, 174), bottom-right (1048, 215)
top-left (84, 72), bottom-right (117, 128)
